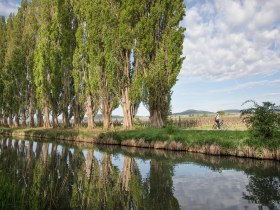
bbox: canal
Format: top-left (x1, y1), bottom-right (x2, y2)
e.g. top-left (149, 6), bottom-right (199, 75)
top-left (0, 137), bottom-right (279, 210)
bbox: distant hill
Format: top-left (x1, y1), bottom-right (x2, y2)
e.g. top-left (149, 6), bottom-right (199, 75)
top-left (223, 109), bottom-right (240, 114)
top-left (82, 114), bottom-right (123, 122)
top-left (172, 109), bottom-right (241, 115)
top-left (172, 109), bottom-right (214, 115)
top-left (94, 114), bottom-right (123, 120)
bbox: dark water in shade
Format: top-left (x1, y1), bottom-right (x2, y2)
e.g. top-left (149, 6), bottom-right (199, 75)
top-left (0, 137), bottom-right (280, 210)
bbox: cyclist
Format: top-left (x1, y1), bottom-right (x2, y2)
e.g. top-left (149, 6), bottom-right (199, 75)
top-left (214, 112), bottom-right (221, 129)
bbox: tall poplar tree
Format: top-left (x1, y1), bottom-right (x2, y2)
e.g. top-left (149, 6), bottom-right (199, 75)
top-left (71, 0), bottom-right (96, 129)
top-left (0, 16), bottom-right (6, 126)
top-left (34, 0), bottom-right (61, 128)
top-left (88, 0), bottom-right (119, 130)
top-left (3, 3), bottom-right (28, 128)
top-left (58, 0), bottom-right (76, 128)
top-left (3, 13), bottom-right (19, 127)
top-left (15, 0), bottom-right (29, 127)
top-left (115, 0), bottom-right (143, 129)
top-left (135, 0), bottom-right (185, 127)
top-left (22, 0), bottom-right (40, 127)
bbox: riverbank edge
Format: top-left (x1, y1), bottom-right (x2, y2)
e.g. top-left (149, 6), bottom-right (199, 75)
top-left (0, 128), bottom-right (279, 161)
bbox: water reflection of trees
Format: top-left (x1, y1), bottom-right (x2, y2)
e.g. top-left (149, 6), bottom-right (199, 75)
top-left (0, 138), bottom-right (180, 209)
top-left (2, 137), bottom-right (279, 209)
top-left (243, 176), bottom-right (280, 210)
top-left (98, 145), bottom-right (280, 210)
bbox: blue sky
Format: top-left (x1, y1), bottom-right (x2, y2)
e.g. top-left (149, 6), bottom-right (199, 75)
top-left (1, 0), bottom-right (280, 116)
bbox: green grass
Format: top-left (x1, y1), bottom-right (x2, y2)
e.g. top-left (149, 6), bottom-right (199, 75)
top-left (101, 127), bottom-right (280, 150)
top-left (1, 127), bottom-right (279, 150)
top-left (101, 128), bottom-right (249, 149)
top-left (0, 127), bottom-right (102, 141)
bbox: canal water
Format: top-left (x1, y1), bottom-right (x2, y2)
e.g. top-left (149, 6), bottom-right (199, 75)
top-left (0, 137), bottom-right (279, 210)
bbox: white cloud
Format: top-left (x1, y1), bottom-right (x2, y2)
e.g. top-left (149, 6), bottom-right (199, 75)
top-left (261, 92), bottom-right (280, 97)
top-left (181, 0), bottom-right (280, 81)
top-left (0, 1), bottom-right (20, 18)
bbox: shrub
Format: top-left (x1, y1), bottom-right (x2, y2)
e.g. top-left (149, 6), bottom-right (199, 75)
top-left (164, 118), bottom-right (177, 134)
top-left (241, 100), bottom-right (280, 140)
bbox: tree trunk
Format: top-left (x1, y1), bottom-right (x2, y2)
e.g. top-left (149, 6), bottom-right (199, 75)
top-left (62, 112), bottom-right (70, 128)
top-left (29, 111), bottom-right (35, 127)
top-left (21, 109), bottom-right (27, 127)
top-left (3, 114), bottom-right (8, 127)
top-left (8, 113), bottom-right (13, 127)
top-left (14, 114), bottom-right (20, 127)
top-left (37, 109), bottom-right (43, 127)
top-left (121, 50), bottom-right (133, 129)
top-left (0, 112), bottom-right (3, 126)
top-left (29, 92), bottom-right (35, 127)
top-left (62, 70), bottom-right (71, 128)
top-left (43, 105), bottom-right (51, 128)
top-left (87, 95), bottom-right (94, 129)
top-left (52, 112), bottom-right (59, 128)
top-left (102, 96), bottom-right (112, 130)
top-left (121, 88), bottom-right (133, 129)
top-left (73, 99), bottom-right (81, 128)
top-left (149, 108), bottom-right (164, 128)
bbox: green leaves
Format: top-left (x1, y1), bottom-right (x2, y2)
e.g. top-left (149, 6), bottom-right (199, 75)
top-left (241, 100), bottom-right (280, 140)
top-left (134, 0), bottom-right (185, 127)
top-left (0, 0), bottom-right (185, 129)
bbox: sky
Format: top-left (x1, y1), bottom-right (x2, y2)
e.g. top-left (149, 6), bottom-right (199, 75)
top-left (1, 0), bottom-right (280, 116)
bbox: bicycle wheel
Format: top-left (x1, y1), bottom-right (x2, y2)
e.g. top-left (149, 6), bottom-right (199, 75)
top-left (212, 124), bottom-right (217, 130)
top-left (221, 123), bottom-right (229, 130)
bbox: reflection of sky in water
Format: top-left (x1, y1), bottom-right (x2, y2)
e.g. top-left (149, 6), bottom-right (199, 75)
top-left (48, 143), bottom-right (52, 154)
top-left (136, 159), bottom-right (150, 180)
top-left (57, 144), bottom-right (62, 155)
top-left (111, 154), bottom-right (124, 169)
top-left (173, 164), bottom-right (259, 210)
top-left (93, 150), bottom-right (104, 162)
top-left (32, 141), bottom-right (37, 153)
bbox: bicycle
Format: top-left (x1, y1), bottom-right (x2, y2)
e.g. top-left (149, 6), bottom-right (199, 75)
top-left (212, 120), bottom-right (229, 130)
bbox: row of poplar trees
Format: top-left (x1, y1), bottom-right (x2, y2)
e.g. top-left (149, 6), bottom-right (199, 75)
top-left (0, 0), bottom-right (185, 129)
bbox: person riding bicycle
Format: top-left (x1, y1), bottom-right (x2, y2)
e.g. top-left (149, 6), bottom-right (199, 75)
top-left (215, 112), bottom-right (221, 129)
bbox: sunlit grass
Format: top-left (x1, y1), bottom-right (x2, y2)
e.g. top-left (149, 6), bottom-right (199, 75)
top-left (0, 127), bottom-right (279, 149)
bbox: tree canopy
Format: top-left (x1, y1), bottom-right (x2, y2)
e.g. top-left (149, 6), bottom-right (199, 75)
top-left (0, 0), bottom-right (185, 129)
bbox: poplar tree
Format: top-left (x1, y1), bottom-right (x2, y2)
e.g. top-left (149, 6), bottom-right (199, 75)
top-left (22, 0), bottom-right (39, 127)
top-left (3, 2), bottom-right (28, 128)
top-left (15, 0), bottom-right (29, 127)
top-left (1, 0), bottom-right (185, 129)
top-left (115, 0), bottom-right (143, 129)
top-left (3, 14), bottom-right (16, 127)
top-left (71, 0), bottom-right (96, 129)
top-left (0, 16), bottom-right (6, 126)
top-left (58, 0), bottom-right (76, 128)
top-left (34, 0), bottom-right (61, 128)
top-left (135, 0), bottom-right (185, 127)
top-left (88, 0), bottom-right (119, 130)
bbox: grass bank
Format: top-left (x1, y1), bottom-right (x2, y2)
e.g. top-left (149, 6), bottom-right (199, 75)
top-left (0, 127), bottom-right (279, 160)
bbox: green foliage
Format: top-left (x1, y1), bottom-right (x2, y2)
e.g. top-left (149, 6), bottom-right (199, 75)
top-left (241, 100), bottom-right (280, 140)
top-left (0, 0), bottom-right (185, 129)
top-left (135, 0), bottom-right (185, 127)
top-left (164, 118), bottom-right (177, 134)
top-left (218, 111), bottom-right (225, 116)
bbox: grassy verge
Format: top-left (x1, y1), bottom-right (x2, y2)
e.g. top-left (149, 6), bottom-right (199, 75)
top-left (100, 128), bottom-right (248, 149)
top-left (1, 127), bottom-right (279, 150)
top-left (101, 127), bottom-right (280, 150)
top-left (0, 127), bottom-right (103, 142)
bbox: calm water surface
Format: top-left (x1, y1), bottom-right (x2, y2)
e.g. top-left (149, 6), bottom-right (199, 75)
top-left (0, 137), bottom-right (279, 210)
